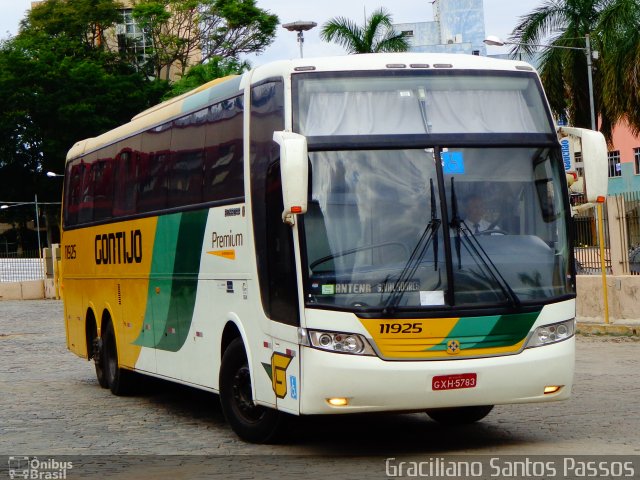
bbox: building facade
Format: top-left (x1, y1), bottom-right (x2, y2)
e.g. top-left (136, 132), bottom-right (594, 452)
top-left (394, 0), bottom-right (487, 56)
top-left (606, 121), bottom-right (640, 195)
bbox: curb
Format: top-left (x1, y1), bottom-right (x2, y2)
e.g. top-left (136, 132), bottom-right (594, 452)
top-left (577, 323), bottom-right (640, 337)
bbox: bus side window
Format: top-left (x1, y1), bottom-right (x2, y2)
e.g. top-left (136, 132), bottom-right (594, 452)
top-left (137, 150), bottom-right (167, 213)
top-left (92, 157), bottom-right (115, 221)
top-left (203, 96), bottom-right (244, 202)
top-left (64, 159), bottom-right (85, 227)
top-left (77, 154), bottom-right (96, 224)
top-left (168, 150), bottom-right (203, 207)
top-left (204, 141), bottom-right (243, 201)
top-left (113, 150), bottom-right (137, 217)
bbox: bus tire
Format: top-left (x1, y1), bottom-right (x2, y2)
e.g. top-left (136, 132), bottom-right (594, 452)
top-left (93, 336), bottom-right (109, 389)
top-left (219, 338), bottom-right (283, 443)
top-left (426, 405), bottom-right (494, 425)
top-left (103, 320), bottom-right (133, 396)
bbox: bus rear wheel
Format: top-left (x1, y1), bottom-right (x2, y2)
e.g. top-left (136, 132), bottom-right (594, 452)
top-left (102, 320), bottom-right (133, 396)
top-left (426, 405), bottom-right (494, 425)
top-left (219, 338), bottom-right (283, 443)
top-left (92, 336), bottom-right (109, 389)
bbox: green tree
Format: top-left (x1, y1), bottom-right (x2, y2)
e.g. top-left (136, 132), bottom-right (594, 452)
top-left (201, 0), bottom-right (279, 60)
top-left (320, 7), bottom-right (409, 54)
top-left (164, 56), bottom-right (249, 99)
top-left (25, 0), bottom-right (123, 50)
top-left (509, 0), bottom-right (640, 138)
top-left (132, 0), bottom-right (278, 80)
top-left (0, 1), bottom-right (168, 209)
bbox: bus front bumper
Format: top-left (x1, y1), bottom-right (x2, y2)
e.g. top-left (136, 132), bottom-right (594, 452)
top-left (298, 337), bottom-right (574, 415)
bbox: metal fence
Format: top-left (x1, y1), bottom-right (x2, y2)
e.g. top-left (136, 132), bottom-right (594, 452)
top-left (0, 251), bottom-right (44, 282)
top-left (573, 203), bottom-right (612, 274)
top-left (573, 192), bottom-right (640, 275)
top-left (611, 191), bottom-right (640, 275)
top-left (619, 192), bottom-right (640, 249)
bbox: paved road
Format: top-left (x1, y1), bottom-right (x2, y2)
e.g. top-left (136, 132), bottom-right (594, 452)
top-left (1, 300), bottom-right (639, 479)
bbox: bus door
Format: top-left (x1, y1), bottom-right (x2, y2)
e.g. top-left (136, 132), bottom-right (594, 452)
top-left (258, 159), bottom-right (301, 414)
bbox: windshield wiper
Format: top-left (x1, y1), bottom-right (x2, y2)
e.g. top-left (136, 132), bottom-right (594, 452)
top-left (383, 179), bottom-right (440, 313)
top-left (449, 178), bottom-right (521, 308)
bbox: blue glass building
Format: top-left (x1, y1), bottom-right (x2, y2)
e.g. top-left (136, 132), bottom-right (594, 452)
top-left (394, 0), bottom-right (487, 56)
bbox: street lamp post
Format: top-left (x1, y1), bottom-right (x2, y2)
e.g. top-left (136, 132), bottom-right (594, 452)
top-left (283, 21), bottom-right (317, 58)
top-left (484, 35), bottom-right (597, 131)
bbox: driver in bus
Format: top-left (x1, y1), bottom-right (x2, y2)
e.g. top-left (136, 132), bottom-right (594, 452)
top-left (464, 193), bottom-right (494, 233)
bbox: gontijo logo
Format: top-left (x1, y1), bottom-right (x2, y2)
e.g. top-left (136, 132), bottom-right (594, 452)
top-left (94, 229), bottom-right (143, 265)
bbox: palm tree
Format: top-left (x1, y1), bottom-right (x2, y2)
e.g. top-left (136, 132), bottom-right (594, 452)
top-left (509, 0), bottom-right (640, 140)
top-left (509, 0), bottom-right (603, 132)
top-left (597, 0), bottom-right (640, 138)
top-left (320, 7), bottom-right (409, 54)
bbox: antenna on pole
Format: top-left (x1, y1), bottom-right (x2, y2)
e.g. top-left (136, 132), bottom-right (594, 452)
top-left (283, 21), bottom-right (318, 58)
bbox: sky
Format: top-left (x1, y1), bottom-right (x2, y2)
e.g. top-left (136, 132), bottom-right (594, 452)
top-left (0, 0), bottom-right (542, 65)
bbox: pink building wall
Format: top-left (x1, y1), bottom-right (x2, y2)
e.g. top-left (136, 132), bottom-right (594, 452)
top-left (611, 120), bottom-right (639, 166)
top-left (608, 119), bottom-right (640, 194)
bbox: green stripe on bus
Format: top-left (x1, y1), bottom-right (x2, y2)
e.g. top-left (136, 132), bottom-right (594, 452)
top-left (473, 311), bottom-right (540, 349)
top-left (134, 214), bottom-right (182, 349)
top-left (134, 210), bottom-right (209, 351)
top-left (156, 210), bottom-right (209, 352)
top-left (427, 311), bottom-right (540, 351)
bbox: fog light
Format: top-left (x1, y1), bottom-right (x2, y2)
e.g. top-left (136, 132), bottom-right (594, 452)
top-left (544, 385), bottom-right (562, 394)
top-left (327, 397), bottom-right (349, 407)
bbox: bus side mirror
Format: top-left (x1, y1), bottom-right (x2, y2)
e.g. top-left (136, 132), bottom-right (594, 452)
top-left (558, 127), bottom-right (608, 202)
top-left (273, 131), bottom-right (308, 225)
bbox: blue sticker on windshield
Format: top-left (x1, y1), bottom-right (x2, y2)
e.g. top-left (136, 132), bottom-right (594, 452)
top-left (442, 152), bottom-right (465, 174)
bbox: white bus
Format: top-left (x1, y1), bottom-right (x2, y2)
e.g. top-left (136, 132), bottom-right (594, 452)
top-left (61, 53), bottom-right (607, 442)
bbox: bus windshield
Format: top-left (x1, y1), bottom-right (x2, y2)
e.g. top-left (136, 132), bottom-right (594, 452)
top-left (294, 71), bottom-right (554, 136)
top-left (302, 146), bottom-right (571, 310)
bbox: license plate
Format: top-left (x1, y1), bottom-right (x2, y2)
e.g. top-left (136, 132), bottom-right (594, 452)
top-left (432, 373), bottom-right (477, 391)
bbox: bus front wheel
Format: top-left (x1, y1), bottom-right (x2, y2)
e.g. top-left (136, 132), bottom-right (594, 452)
top-left (426, 405), bottom-right (494, 425)
top-left (219, 338), bottom-right (283, 443)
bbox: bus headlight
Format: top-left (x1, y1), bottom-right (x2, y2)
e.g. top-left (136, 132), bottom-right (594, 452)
top-left (525, 319), bottom-right (575, 348)
top-left (307, 330), bottom-right (375, 356)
